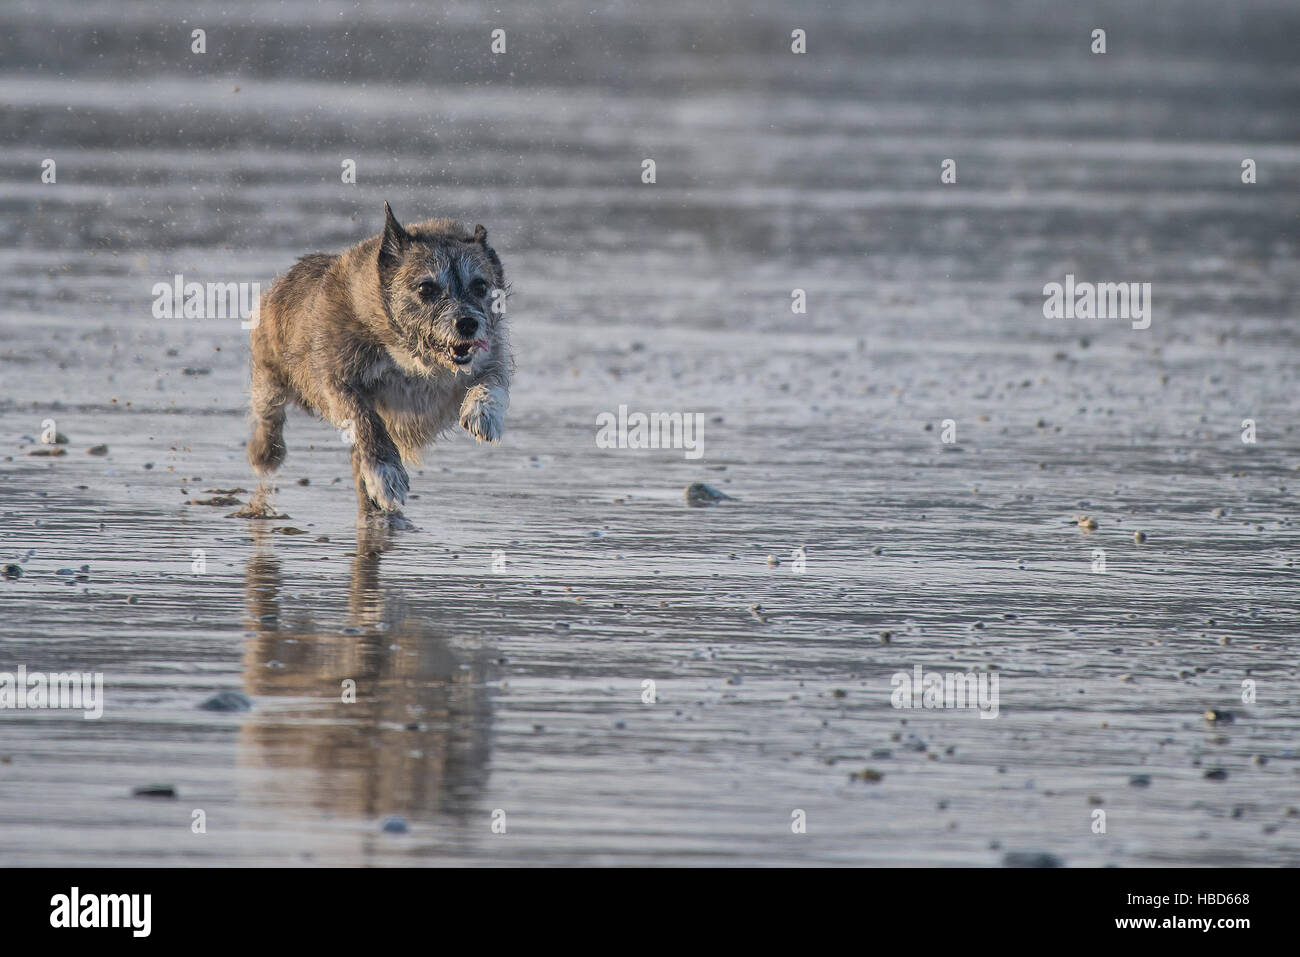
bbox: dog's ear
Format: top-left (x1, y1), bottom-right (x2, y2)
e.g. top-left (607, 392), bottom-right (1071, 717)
top-left (470, 223), bottom-right (505, 284)
top-left (378, 202), bottom-right (408, 272)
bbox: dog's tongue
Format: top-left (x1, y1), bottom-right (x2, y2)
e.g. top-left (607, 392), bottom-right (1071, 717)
top-left (473, 339), bottom-right (490, 352)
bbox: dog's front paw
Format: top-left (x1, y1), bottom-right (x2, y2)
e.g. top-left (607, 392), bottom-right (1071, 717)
top-left (359, 456), bottom-right (409, 511)
top-left (460, 387), bottom-right (507, 444)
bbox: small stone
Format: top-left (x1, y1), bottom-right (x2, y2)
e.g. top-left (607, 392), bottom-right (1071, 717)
top-left (1133, 530), bottom-right (1146, 544)
top-left (1129, 774), bottom-right (1152, 787)
top-left (381, 816), bottom-right (408, 834)
top-left (851, 768), bottom-right (884, 783)
top-left (199, 691), bottom-right (253, 712)
top-left (1204, 768), bottom-right (1229, 781)
top-left (86, 444), bottom-right (109, 456)
top-left (2, 564), bottom-right (21, 580)
top-left (1001, 851), bottom-right (1065, 868)
top-left (132, 784), bottom-right (177, 799)
top-left (685, 483), bottom-right (733, 507)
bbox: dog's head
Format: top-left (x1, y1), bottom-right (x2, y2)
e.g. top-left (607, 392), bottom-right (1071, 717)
top-left (375, 202), bottom-right (506, 375)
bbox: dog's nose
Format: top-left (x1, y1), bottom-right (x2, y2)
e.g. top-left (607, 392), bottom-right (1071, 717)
top-left (455, 315), bottom-right (479, 338)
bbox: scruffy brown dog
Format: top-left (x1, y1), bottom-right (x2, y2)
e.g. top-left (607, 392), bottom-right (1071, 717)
top-left (246, 203), bottom-right (511, 517)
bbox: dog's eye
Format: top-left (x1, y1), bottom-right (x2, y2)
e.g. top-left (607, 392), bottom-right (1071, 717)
top-left (418, 279), bottom-right (441, 300)
top-left (470, 278), bottom-right (489, 298)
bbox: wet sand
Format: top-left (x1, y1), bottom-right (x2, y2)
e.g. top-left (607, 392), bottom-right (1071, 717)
top-left (1, 0), bottom-right (1299, 865)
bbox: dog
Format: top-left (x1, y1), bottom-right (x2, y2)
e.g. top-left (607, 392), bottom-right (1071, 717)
top-left (246, 203), bottom-right (512, 517)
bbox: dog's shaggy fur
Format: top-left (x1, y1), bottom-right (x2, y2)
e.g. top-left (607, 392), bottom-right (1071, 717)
top-left (246, 203), bottom-right (512, 516)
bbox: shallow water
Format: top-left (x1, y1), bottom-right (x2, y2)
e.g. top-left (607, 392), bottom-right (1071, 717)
top-left (1, 0), bottom-right (1299, 865)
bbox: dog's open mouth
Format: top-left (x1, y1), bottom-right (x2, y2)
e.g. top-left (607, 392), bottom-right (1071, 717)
top-left (447, 339), bottom-right (490, 365)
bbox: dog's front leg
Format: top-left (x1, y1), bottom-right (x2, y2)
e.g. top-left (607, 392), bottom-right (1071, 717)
top-left (459, 360), bottom-right (510, 444)
top-left (338, 391), bottom-right (409, 512)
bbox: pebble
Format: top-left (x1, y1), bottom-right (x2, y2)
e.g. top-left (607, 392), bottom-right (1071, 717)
top-left (381, 816), bottom-right (408, 834)
top-left (1001, 851), bottom-right (1065, 868)
top-left (132, 784), bottom-right (177, 799)
top-left (86, 444), bottom-right (109, 456)
top-left (685, 483), bottom-right (733, 507)
top-left (199, 691), bottom-right (253, 712)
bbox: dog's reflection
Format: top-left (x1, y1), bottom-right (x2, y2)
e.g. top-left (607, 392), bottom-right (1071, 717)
top-left (238, 523), bottom-right (492, 823)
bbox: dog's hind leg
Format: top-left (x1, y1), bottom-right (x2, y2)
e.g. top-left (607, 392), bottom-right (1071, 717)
top-left (247, 363), bottom-right (288, 475)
